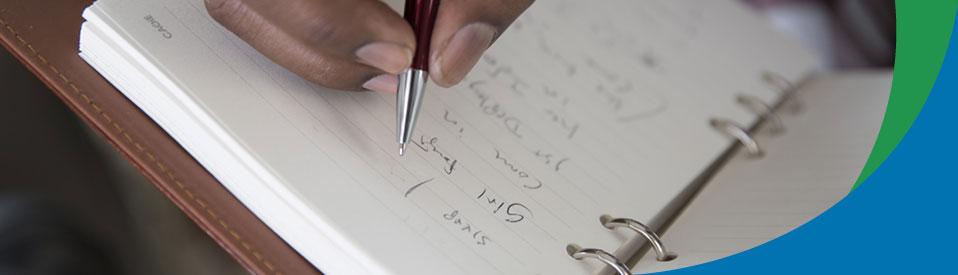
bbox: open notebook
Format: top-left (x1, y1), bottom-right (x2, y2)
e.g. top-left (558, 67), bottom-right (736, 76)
top-left (74, 0), bottom-right (864, 274)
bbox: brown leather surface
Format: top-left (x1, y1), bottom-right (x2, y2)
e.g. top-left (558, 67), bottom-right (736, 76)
top-left (0, 1), bottom-right (321, 274)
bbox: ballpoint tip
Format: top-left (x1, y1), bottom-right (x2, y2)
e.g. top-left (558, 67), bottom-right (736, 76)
top-left (399, 143), bottom-right (406, 156)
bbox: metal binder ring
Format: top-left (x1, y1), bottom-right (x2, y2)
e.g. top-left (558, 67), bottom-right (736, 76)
top-left (600, 215), bottom-right (677, 262)
top-left (736, 94), bottom-right (785, 134)
top-left (762, 71), bottom-right (802, 113)
top-left (762, 71), bottom-right (796, 95)
top-left (709, 118), bottom-right (764, 158)
top-left (566, 243), bottom-right (632, 275)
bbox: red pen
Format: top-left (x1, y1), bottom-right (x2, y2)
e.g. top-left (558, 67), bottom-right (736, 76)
top-left (397, 0), bottom-right (440, 156)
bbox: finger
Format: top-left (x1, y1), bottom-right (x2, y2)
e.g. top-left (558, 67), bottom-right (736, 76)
top-left (428, 0), bottom-right (535, 87)
top-left (205, 0), bottom-right (414, 92)
top-left (363, 74), bottom-right (400, 94)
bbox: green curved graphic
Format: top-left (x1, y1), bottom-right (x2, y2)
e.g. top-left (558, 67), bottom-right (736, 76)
top-left (853, 1), bottom-right (957, 190)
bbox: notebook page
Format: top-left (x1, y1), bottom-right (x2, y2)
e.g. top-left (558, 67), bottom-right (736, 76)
top-left (82, 0), bottom-right (818, 274)
top-left (632, 71), bottom-right (892, 273)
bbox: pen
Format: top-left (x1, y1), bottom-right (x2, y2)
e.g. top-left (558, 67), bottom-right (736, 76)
top-left (397, 0), bottom-right (440, 156)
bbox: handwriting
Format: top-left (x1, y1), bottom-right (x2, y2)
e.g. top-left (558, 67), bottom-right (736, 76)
top-left (405, 178), bottom-right (434, 198)
top-left (585, 57), bottom-right (619, 82)
top-left (536, 37), bottom-right (576, 76)
top-left (486, 66), bottom-right (531, 95)
top-left (595, 82), bottom-right (627, 113)
top-left (477, 189), bottom-right (533, 223)
top-left (532, 149), bottom-right (570, 172)
top-left (541, 86), bottom-right (570, 107)
top-left (494, 149), bottom-right (543, 189)
top-left (544, 109), bottom-right (580, 139)
top-left (442, 110), bottom-right (465, 137)
top-left (595, 82), bottom-right (669, 122)
top-left (481, 55), bottom-right (498, 66)
top-left (468, 81), bottom-right (523, 138)
top-left (639, 51), bottom-right (661, 71)
top-left (443, 210), bottom-right (490, 246)
top-left (412, 135), bottom-right (458, 175)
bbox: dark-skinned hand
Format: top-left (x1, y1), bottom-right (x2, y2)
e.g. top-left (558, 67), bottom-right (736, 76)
top-left (204, 0), bottom-right (535, 93)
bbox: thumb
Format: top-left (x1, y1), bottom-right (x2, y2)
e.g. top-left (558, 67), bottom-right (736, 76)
top-left (428, 0), bottom-right (535, 87)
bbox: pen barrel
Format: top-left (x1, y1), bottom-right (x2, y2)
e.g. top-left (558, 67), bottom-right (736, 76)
top-left (404, 0), bottom-right (440, 70)
top-left (397, 69), bottom-right (428, 144)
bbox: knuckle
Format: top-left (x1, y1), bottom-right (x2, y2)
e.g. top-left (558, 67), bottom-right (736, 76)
top-left (204, 0), bottom-right (243, 25)
top-left (300, 1), bottom-right (384, 46)
top-left (302, 14), bottom-right (349, 45)
top-left (301, 59), bottom-right (367, 91)
top-left (204, 0), bottom-right (270, 43)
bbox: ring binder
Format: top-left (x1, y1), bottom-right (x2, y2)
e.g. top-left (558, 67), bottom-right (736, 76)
top-left (566, 70), bottom-right (813, 273)
top-left (566, 244), bottom-right (632, 275)
top-left (762, 71), bottom-right (802, 113)
top-left (710, 118), bottom-right (764, 157)
top-left (736, 94), bottom-right (785, 134)
top-left (762, 71), bottom-right (796, 95)
top-left (600, 215), bottom-right (677, 262)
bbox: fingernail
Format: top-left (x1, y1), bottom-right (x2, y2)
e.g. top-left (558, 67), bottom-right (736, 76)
top-left (362, 74), bottom-right (399, 94)
top-left (433, 23), bottom-right (497, 87)
top-left (356, 42), bottom-right (413, 75)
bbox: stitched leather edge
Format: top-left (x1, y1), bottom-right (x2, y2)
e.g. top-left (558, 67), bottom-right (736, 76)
top-left (0, 16), bottom-right (284, 275)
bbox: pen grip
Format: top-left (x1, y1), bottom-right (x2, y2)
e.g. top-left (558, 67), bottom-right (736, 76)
top-left (404, 0), bottom-right (440, 71)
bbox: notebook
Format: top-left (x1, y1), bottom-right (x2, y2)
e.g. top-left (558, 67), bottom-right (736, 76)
top-left (76, 0), bottom-right (885, 274)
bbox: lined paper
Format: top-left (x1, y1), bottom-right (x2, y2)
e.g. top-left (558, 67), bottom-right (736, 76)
top-left (632, 71), bottom-right (892, 273)
top-left (81, 0), bottom-right (819, 274)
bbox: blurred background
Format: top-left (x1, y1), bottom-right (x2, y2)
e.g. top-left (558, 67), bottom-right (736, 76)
top-left (748, 0), bottom-right (895, 68)
top-left (0, 0), bottom-right (894, 274)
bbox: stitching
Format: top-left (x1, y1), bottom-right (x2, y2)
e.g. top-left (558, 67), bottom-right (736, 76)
top-left (0, 16), bottom-right (280, 274)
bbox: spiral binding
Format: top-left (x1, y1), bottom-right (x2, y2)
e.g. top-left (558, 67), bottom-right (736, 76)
top-left (567, 215), bottom-right (675, 274)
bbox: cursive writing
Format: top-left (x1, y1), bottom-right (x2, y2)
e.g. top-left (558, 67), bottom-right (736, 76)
top-left (542, 85), bottom-right (570, 107)
top-left (468, 81), bottom-right (523, 138)
top-left (477, 189), bottom-right (533, 223)
top-left (412, 135), bottom-right (458, 175)
top-left (442, 110), bottom-right (465, 137)
top-left (532, 149), bottom-right (570, 172)
top-left (404, 178), bottom-right (434, 198)
top-left (494, 149), bottom-right (543, 189)
top-left (443, 209), bottom-right (490, 246)
top-left (544, 109), bottom-right (580, 139)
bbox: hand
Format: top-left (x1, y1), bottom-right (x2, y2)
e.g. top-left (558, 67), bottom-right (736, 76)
top-left (204, 0), bottom-right (534, 93)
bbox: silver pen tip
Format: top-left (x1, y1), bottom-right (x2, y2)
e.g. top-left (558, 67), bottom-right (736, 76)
top-left (399, 143), bottom-right (406, 156)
